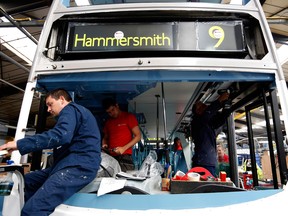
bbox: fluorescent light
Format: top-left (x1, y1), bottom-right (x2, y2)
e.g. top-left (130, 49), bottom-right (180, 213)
top-left (277, 44), bottom-right (288, 65)
top-left (235, 126), bottom-right (247, 133)
top-left (229, 0), bottom-right (243, 5)
top-left (255, 119), bottom-right (274, 127)
top-left (5, 125), bottom-right (17, 130)
top-left (75, 0), bottom-right (91, 6)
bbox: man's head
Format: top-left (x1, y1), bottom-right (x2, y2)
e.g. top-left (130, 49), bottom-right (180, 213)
top-left (45, 88), bottom-right (72, 117)
top-left (192, 101), bottom-right (208, 116)
top-left (217, 144), bottom-right (225, 159)
top-left (102, 97), bottom-right (121, 118)
top-left (174, 137), bottom-right (181, 145)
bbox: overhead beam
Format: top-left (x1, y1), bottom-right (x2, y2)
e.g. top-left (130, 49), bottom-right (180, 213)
top-left (0, 82), bottom-right (26, 98)
top-left (0, 79), bottom-right (25, 94)
top-left (0, 20), bottom-right (44, 27)
top-left (0, 7), bottom-right (38, 44)
top-left (0, 51), bottom-right (30, 73)
top-left (0, 0), bottom-right (52, 15)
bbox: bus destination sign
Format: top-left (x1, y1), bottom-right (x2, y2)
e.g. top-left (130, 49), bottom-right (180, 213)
top-left (66, 21), bottom-right (245, 53)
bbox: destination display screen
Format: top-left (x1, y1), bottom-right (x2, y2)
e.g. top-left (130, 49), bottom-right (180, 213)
top-left (65, 21), bottom-right (245, 53)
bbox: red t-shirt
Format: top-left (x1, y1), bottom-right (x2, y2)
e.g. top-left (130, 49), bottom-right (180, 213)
top-left (103, 112), bottom-right (138, 156)
top-left (218, 154), bottom-right (229, 163)
top-left (174, 142), bottom-right (183, 151)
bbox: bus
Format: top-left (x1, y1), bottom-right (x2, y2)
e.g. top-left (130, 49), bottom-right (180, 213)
top-left (2, 0), bottom-right (288, 215)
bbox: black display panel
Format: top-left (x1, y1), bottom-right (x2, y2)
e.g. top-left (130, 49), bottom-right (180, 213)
top-left (65, 21), bottom-right (245, 53)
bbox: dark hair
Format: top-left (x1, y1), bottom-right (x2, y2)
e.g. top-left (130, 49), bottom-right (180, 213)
top-left (192, 101), bottom-right (202, 114)
top-left (174, 137), bottom-right (180, 144)
top-left (192, 101), bottom-right (205, 114)
top-left (45, 88), bottom-right (72, 102)
top-left (102, 97), bottom-right (117, 110)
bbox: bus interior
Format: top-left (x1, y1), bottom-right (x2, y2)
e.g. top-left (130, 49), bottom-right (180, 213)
top-left (34, 71), bottom-right (287, 190)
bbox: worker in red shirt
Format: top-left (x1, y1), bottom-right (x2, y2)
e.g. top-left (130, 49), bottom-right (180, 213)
top-left (102, 98), bottom-right (141, 171)
top-left (173, 137), bottom-right (183, 152)
top-left (217, 144), bottom-right (229, 163)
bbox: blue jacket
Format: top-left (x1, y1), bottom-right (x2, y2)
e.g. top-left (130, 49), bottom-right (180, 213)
top-left (17, 102), bottom-right (101, 174)
top-left (191, 100), bottom-right (228, 167)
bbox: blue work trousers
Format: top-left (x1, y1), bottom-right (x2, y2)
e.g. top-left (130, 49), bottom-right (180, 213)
top-left (21, 166), bottom-right (96, 216)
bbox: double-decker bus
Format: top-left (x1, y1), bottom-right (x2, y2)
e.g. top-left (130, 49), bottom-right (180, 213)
top-left (2, 0), bottom-right (288, 215)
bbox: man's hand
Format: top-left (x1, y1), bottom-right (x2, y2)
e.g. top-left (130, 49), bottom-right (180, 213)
top-left (102, 143), bottom-right (108, 149)
top-left (0, 140), bottom-right (18, 155)
top-left (113, 146), bottom-right (125, 155)
top-left (218, 92), bottom-right (230, 103)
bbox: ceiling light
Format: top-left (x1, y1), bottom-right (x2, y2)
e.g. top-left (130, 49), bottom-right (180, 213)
top-left (75, 0), bottom-right (91, 6)
top-left (277, 44), bottom-right (288, 65)
top-left (5, 125), bottom-right (17, 130)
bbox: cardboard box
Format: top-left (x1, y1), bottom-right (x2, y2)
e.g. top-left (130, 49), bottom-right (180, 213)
top-left (261, 150), bottom-right (288, 183)
top-left (170, 180), bottom-right (234, 194)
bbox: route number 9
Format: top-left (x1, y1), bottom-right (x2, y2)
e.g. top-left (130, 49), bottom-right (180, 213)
top-left (209, 26), bottom-right (225, 48)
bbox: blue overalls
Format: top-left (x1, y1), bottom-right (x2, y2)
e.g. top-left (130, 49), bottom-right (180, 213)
top-left (191, 100), bottom-right (229, 176)
top-left (17, 102), bottom-right (101, 215)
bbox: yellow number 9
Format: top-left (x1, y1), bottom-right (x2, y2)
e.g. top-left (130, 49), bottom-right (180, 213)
top-left (208, 26), bottom-right (225, 48)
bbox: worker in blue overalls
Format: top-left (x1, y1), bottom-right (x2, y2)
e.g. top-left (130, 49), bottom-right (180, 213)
top-left (0, 88), bottom-right (101, 215)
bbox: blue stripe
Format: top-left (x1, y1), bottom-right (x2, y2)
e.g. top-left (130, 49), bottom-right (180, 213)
top-left (38, 71), bottom-right (274, 84)
top-left (64, 190), bottom-right (282, 210)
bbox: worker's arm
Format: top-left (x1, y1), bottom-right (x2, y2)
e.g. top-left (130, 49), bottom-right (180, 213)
top-left (102, 133), bottom-right (109, 149)
top-left (114, 126), bottom-right (141, 155)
